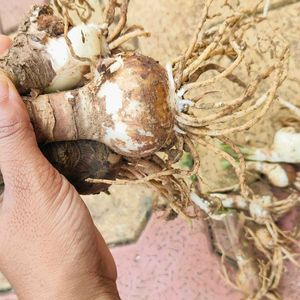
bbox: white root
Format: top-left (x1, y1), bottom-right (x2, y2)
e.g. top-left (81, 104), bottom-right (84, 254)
top-left (211, 193), bottom-right (248, 210)
top-left (248, 196), bottom-right (273, 224)
top-left (190, 192), bottom-right (212, 214)
top-left (278, 98), bottom-right (300, 118)
top-left (165, 63), bottom-right (177, 113)
top-left (211, 193), bottom-right (299, 224)
top-left (246, 127), bottom-right (300, 163)
top-left (246, 161), bottom-right (291, 188)
top-left (193, 191), bottom-right (271, 224)
top-left (190, 192), bottom-right (225, 220)
top-left (263, 0), bottom-right (271, 17)
top-left (166, 63), bottom-right (195, 113)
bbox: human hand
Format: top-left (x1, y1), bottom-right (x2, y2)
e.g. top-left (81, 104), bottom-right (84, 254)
top-left (0, 35), bottom-right (119, 300)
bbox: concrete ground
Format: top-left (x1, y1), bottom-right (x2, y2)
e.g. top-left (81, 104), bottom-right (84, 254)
top-left (1, 0), bottom-right (300, 299)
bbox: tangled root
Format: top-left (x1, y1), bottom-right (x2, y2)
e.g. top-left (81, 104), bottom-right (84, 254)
top-left (51, 0), bottom-right (150, 59)
top-left (214, 211), bottom-right (274, 299)
top-left (52, 0), bottom-right (96, 24)
top-left (83, 1), bottom-right (295, 298)
top-left (163, 0), bottom-right (288, 211)
top-left (87, 0), bottom-right (292, 218)
top-left (88, 152), bottom-right (193, 215)
top-left (173, 25), bottom-right (288, 136)
top-left (87, 0), bottom-right (288, 209)
top-left (210, 209), bottom-right (299, 299)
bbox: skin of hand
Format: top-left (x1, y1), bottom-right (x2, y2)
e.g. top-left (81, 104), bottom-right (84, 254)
top-left (0, 35), bottom-right (120, 300)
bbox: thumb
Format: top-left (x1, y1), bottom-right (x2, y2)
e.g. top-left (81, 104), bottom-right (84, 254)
top-left (0, 74), bottom-right (52, 194)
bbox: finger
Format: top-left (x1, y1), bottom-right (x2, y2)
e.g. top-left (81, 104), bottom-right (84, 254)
top-left (0, 187), bottom-right (3, 212)
top-left (0, 35), bottom-right (11, 55)
top-left (0, 74), bottom-right (55, 200)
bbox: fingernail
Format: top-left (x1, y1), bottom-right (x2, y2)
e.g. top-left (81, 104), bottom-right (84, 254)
top-left (0, 76), bottom-right (9, 103)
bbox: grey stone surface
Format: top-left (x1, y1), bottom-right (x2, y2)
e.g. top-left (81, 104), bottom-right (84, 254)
top-left (83, 185), bottom-right (154, 246)
top-left (0, 0), bottom-right (46, 34)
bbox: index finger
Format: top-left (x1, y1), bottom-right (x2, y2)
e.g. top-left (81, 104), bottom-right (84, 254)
top-left (0, 35), bottom-right (12, 55)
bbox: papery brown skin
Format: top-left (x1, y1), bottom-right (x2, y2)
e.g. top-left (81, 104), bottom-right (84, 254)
top-left (40, 140), bottom-right (123, 194)
top-left (0, 140), bottom-right (122, 195)
top-left (0, 5), bottom-right (64, 94)
top-left (24, 53), bottom-right (175, 158)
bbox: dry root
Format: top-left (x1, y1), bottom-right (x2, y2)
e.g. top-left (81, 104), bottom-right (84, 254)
top-left (209, 209), bottom-right (299, 300)
top-left (211, 190), bottom-right (300, 222)
top-left (88, 151), bottom-right (195, 218)
top-left (52, 0), bottom-right (150, 58)
top-left (171, 12), bottom-right (288, 136)
top-left (212, 211), bottom-right (276, 299)
top-left (59, 1), bottom-right (294, 298)
top-left (86, 0), bottom-right (292, 216)
top-left (163, 0), bottom-right (289, 209)
top-left (52, 0), bottom-right (97, 24)
top-left (246, 225), bottom-right (300, 266)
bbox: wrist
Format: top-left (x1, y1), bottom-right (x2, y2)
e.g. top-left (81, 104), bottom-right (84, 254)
top-left (51, 275), bottom-right (120, 300)
top-left (15, 269), bottom-right (120, 300)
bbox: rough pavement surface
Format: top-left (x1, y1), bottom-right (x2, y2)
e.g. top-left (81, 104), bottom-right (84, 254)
top-left (0, 0), bottom-right (45, 34)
